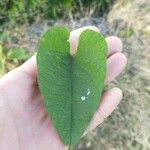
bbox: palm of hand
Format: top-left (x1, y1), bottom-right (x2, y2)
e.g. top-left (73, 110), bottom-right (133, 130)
top-left (0, 70), bottom-right (66, 150)
top-left (0, 27), bottom-right (127, 150)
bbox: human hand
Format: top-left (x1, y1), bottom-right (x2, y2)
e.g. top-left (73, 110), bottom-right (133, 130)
top-left (0, 26), bottom-right (127, 150)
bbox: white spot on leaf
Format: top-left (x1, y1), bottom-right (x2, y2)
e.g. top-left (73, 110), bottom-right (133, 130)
top-left (81, 96), bottom-right (86, 101)
top-left (81, 89), bottom-right (91, 102)
top-left (87, 88), bottom-right (90, 96)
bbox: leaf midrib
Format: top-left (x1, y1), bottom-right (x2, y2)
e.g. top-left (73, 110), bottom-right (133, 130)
top-left (70, 56), bottom-right (73, 145)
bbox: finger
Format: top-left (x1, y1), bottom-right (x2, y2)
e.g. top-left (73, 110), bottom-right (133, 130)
top-left (69, 26), bottom-right (100, 55)
top-left (18, 55), bottom-right (37, 80)
top-left (106, 36), bottom-right (123, 57)
top-left (105, 52), bottom-right (127, 84)
top-left (85, 87), bottom-right (123, 134)
top-left (70, 28), bottom-right (123, 57)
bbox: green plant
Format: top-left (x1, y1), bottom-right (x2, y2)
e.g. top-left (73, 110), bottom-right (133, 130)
top-left (0, 0), bottom-right (113, 27)
top-left (0, 44), bottom-right (5, 76)
top-left (0, 46), bottom-right (30, 76)
top-left (37, 26), bottom-right (107, 147)
top-left (81, 0), bottom-right (114, 10)
top-left (0, 0), bottom-right (72, 25)
top-left (7, 48), bottom-right (29, 62)
top-left (47, 0), bottom-right (72, 18)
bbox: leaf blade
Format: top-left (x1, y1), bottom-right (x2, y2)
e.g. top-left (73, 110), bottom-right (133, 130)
top-left (71, 30), bottom-right (107, 145)
top-left (37, 26), bottom-right (71, 145)
top-left (37, 26), bottom-right (107, 146)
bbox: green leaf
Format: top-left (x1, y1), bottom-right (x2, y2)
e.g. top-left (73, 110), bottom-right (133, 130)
top-left (37, 26), bottom-right (107, 146)
top-left (0, 44), bottom-right (5, 76)
top-left (7, 48), bottom-right (29, 61)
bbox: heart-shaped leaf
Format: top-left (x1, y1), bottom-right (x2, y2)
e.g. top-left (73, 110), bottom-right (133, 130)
top-left (37, 26), bottom-right (107, 146)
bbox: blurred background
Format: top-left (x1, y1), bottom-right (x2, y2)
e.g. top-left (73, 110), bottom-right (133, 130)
top-left (0, 0), bottom-right (150, 149)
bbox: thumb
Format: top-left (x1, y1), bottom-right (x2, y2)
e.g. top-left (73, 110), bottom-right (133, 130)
top-left (19, 55), bottom-right (37, 81)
